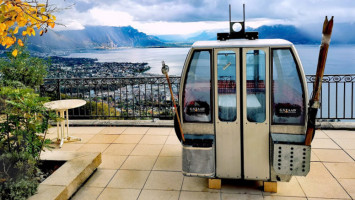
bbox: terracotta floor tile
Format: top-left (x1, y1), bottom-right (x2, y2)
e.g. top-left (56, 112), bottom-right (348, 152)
top-left (77, 144), bottom-right (110, 153)
top-left (98, 127), bottom-right (127, 134)
top-left (311, 139), bottom-right (340, 149)
top-left (160, 144), bottom-right (182, 157)
top-left (263, 197), bottom-right (306, 200)
top-left (146, 128), bottom-right (173, 135)
top-left (338, 179), bottom-right (355, 199)
top-left (153, 156), bottom-right (182, 171)
top-left (107, 170), bottom-right (150, 189)
top-left (139, 135), bottom-right (168, 144)
top-left (131, 144), bottom-right (163, 156)
top-left (182, 176), bottom-right (218, 192)
top-left (170, 129), bottom-right (177, 136)
top-left (165, 135), bottom-right (181, 144)
top-left (103, 144), bottom-right (136, 155)
top-left (98, 188), bottom-right (140, 200)
top-left (71, 186), bottom-right (104, 200)
top-left (179, 191), bottom-right (221, 200)
top-left (221, 193), bottom-right (263, 200)
top-left (345, 149), bottom-right (355, 160)
top-left (323, 130), bottom-right (355, 139)
top-left (296, 162), bottom-right (350, 199)
top-left (324, 162), bottom-right (355, 179)
top-left (144, 171), bottom-right (183, 191)
top-left (87, 134), bottom-right (119, 144)
top-left (138, 190), bottom-right (179, 200)
top-left (311, 150), bottom-right (320, 162)
top-left (51, 143), bottom-right (84, 151)
top-left (68, 127), bottom-right (105, 134)
top-left (312, 149), bottom-right (354, 162)
top-left (120, 156), bottom-right (157, 170)
top-left (333, 138), bottom-right (355, 149)
top-left (85, 169), bottom-right (116, 187)
top-left (221, 180), bottom-right (262, 195)
top-left (98, 154), bottom-right (127, 169)
top-left (68, 134), bottom-right (95, 144)
top-left (113, 134), bottom-right (144, 144)
top-left (314, 130), bottom-right (329, 139)
top-left (263, 177), bottom-right (305, 197)
top-left (122, 127), bottom-right (149, 135)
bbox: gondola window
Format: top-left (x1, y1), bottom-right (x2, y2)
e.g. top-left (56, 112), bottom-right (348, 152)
top-left (183, 50), bottom-right (212, 122)
top-left (246, 50), bottom-right (266, 123)
top-left (272, 49), bottom-right (305, 124)
top-left (217, 51), bottom-right (237, 122)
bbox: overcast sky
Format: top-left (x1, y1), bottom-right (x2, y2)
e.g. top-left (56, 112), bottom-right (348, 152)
top-left (51, 0), bottom-right (355, 35)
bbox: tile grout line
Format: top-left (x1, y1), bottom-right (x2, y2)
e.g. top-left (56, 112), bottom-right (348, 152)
top-left (321, 162), bottom-right (353, 200)
top-left (317, 130), bottom-right (354, 199)
top-left (96, 127), bottom-right (149, 200)
top-left (321, 129), bottom-right (355, 162)
top-left (135, 127), bottom-right (167, 200)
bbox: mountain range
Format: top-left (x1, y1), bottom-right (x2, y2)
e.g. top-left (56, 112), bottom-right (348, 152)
top-left (22, 23), bottom-right (355, 53)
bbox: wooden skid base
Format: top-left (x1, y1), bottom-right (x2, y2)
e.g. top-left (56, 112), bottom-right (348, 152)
top-left (208, 178), bottom-right (221, 189)
top-left (264, 181), bottom-right (277, 193)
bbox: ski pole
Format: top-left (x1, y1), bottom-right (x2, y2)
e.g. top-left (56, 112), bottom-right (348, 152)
top-left (161, 61), bottom-right (185, 142)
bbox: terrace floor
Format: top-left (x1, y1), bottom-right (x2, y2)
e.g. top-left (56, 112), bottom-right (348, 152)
top-left (45, 127), bottom-right (355, 200)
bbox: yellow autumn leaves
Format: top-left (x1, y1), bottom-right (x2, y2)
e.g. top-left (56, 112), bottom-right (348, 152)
top-left (0, 0), bottom-right (56, 57)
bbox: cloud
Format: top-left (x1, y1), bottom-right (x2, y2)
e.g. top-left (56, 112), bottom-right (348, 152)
top-left (51, 0), bottom-right (355, 35)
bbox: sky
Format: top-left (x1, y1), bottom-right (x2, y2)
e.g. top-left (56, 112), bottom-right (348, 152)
top-left (51, 0), bottom-right (355, 35)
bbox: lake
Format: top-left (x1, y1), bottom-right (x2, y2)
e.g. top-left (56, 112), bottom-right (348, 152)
top-left (65, 45), bottom-right (355, 76)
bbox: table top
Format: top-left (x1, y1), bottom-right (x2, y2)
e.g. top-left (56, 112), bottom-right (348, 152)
top-left (44, 99), bottom-right (86, 111)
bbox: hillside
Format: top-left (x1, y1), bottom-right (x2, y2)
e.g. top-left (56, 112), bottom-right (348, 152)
top-left (26, 26), bottom-right (166, 53)
top-left (22, 23), bottom-right (355, 53)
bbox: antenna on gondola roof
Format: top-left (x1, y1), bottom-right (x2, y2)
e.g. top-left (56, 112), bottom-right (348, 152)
top-left (217, 4), bottom-right (258, 41)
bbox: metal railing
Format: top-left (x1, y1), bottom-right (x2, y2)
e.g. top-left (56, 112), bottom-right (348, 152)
top-left (40, 76), bottom-right (181, 119)
top-left (41, 74), bottom-right (355, 120)
top-left (306, 74), bottom-right (355, 120)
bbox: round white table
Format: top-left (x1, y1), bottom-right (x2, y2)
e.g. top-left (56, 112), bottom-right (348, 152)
top-left (44, 99), bottom-right (86, 148)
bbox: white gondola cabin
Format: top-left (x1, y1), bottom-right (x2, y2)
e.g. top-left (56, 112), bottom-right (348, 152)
top-left (172, 7), bottom-right (312, 191)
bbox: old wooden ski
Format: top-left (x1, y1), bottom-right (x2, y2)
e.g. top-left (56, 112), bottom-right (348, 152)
top-left (305, 16), bottom-right (334, 145)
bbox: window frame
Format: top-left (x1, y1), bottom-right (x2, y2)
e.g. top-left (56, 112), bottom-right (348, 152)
top-left (182, 49), bottom-right (213, 123)
top-left (271, 47), bottom-right (306, 125)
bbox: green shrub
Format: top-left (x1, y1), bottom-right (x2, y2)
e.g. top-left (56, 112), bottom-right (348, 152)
top-left (0, 152), bottom-right (38, 200)
top-left (0, 87), bottom-right (53, 199)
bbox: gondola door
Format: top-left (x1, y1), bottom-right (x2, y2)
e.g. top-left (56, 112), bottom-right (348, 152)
top-left (242, 48), bottom-right (270, 180)
top-left (215, 49), bottom-right (241, 179)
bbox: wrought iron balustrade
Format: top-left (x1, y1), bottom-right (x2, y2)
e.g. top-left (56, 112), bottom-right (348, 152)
top-left (40, 76), bottom-right (181, 119)
top-left (40, 74), bottom-right (355, 120)
top-left (306, 74), bottom-right (355, 120)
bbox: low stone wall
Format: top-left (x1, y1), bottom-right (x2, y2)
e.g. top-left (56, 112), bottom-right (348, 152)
top-left (52, 120), bottom-right (355, 130)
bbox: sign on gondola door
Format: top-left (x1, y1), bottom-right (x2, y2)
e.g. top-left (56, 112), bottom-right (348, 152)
top-left (242, 48), bottom-right (270, 180)
top-left (215, 49), bottom-right (241, 179)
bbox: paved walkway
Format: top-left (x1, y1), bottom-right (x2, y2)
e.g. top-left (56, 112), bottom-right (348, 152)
top-left (46, 127), bottom-right (355, 200)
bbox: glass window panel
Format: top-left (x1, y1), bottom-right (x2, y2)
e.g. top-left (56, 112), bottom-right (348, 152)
top-left (183, 50), bottom-right (212, 122)
top-left (246, 50), bottom-right (266, 123)
top-left (217, 51), bottom-right (236, 122)
top-left (272, 49), bottom-right (305, 124)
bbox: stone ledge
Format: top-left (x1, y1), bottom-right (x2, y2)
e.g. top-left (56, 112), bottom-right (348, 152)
top-left (316, 121), bottom-right (355, 130)
top-left (50, 119), bottom-right (355, 130)
top-left (51, 119), bottom-right (174, 127)
top-left (29, 151), bottom-right (101, 200)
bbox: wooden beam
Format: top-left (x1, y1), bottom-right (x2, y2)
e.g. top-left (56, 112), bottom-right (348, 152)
top-left (208, 178), bottom-right (221, 189)
top-left (264, 181), bottom-right (277, 193)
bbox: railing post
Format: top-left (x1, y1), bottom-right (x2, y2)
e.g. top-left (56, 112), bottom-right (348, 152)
top-left (57, 79), bottom-right (61, 100)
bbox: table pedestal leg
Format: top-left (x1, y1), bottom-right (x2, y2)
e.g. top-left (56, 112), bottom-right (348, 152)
top-left (59, 110), bottom-right (65, 148)
top-left (56, 111), bottom-right (60, 142)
